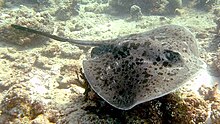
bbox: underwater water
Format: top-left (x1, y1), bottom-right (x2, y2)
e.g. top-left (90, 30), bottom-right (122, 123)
top-left (0, 0), bottom-right (220, 123)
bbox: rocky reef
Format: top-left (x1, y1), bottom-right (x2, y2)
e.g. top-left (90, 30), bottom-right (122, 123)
top-left (107, 0), bottom-right (219, 16)
top-left (108, 0), bottom-right (171, 15)
top-left (59, 82), bottom-right (220, 123)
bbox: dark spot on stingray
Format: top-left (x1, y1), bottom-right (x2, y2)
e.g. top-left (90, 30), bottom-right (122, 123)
top-left (113, 46), bottom-right (130, 59)
top-left (135, 58), bottom-right (144, 65)
top-left (158, 72), bottom-right (163, 75)
top-left (144, 41), bottom-right (151, 46)
top-left (162, 61), bottom-right (169, 67)
top-left (119, 89), bottom-right (125, 95)
top-left (116, 68), bottom-right (121, 72)
top-left (144, 73), bottom-right (152, 78)
top-left (109, 77), bottom-right (114, 81)
top-left (131, 42), bottom-right (141, 50)
top-left (132, 70), bottom-right (136, 74)
top-left (156, 56), bottom-right (161, 62)
top-left (142, 51), bottom-right (147, 56)
top-left (97, 71), bottom-right (101, 75)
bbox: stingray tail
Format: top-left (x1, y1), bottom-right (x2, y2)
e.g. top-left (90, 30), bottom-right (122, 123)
top-left (11, 24), bottom-right (104, 46)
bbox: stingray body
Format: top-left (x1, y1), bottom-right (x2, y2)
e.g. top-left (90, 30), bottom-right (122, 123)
top-left (12, 24), bottom-right (206, 110)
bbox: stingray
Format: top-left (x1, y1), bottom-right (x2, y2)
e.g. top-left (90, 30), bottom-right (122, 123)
top-left (11, 24), bottom-right (206, 110)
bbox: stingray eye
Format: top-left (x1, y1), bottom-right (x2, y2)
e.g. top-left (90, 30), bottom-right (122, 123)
top-left (163, 50), bottom-right (181, 63)
top-left (91, 44), bottom-right (114, 58)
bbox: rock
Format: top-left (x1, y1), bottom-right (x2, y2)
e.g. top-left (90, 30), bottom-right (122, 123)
top-left (55, 7), bottom-right (71, 21)
top-left (169, 0), bottom-right (182, 8)
top-left (60, 44), bottom-right (83, 59)
top-left (0, 85), bottom-right (45, 122)
top-left (196, 0), bottom-right (217, 11)
top-left (214, 18), bottom-right (220, 34)
top-left (73, 23), bottom-right (84, 31)
top-left (54, 0), bottom-right (79, 21)
top-left (129, 5), bottom-right (143, 21)
top-left (198, 84), bottom-right (220, 124)
top-left (108, 0), bottom-right (138, 14)
top-left (211, 102), bottom-right (220, 124)
top-left (214, 8), bottom-right (220, 17)
top-left (79, 90), bottom-right (209, 123)
top-left (4, 0), bottom-right (51, 10)
top-left (174, 8), bottom-right (185, 16)
top-left (41, 44), bottom-right (61, 57)
top-left (166, 0), bottom-right (183, 14)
